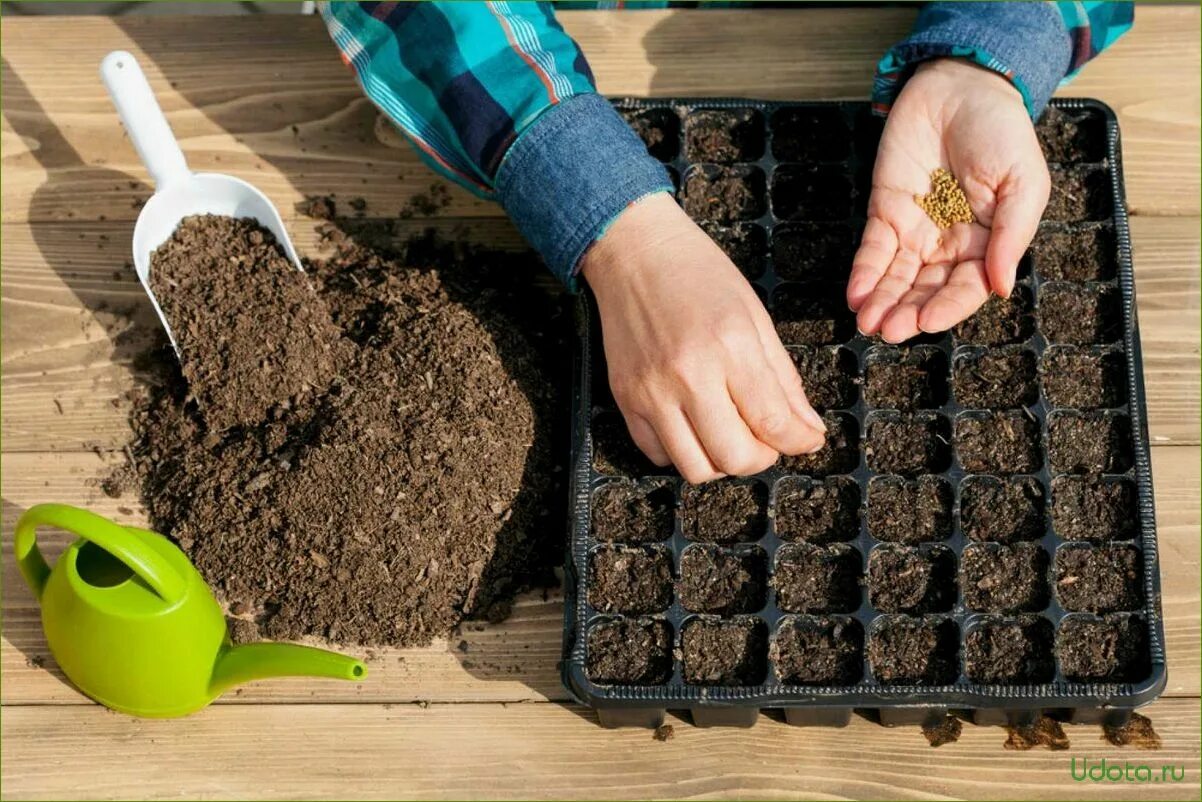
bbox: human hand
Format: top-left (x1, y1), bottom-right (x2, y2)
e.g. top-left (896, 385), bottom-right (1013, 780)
top-left (581, 193), bottom-right (827, 484)
top-left (848, 58), bottom-right (1051, 343)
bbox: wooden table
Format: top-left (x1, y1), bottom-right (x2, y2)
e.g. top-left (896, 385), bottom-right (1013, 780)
top-left (2, 7), bottom-right (1198, 800)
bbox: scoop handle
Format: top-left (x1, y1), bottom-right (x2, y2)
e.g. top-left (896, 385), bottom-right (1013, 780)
top-left (100, 51), bottom-right (190, 190)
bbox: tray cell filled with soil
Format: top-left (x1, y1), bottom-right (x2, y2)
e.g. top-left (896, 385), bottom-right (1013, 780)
top-left (955, 411), bottom-right (1042, 474)
top-left (952, 346), bottom-right (1038, 409)
top-left (1041, 346), bottom-right (1126, 409)
top-left (1037, 283), bottom-right (1121, 345)
top-left (1047, 411), bottom-right (1133, 474)
top-left (863, 346), bottom-right (948, 410)
top-left (961, 543), bottom-right (1051, 613)
top-left (591, 407), bottom-right (669, 477)
top-left (588, 545), bottom-right (674, 615)
top-left (699, 220), bottom-right (767, 279)
top-left (864, 412), bottom-right (951, 476)
top-left (770, 164), bottom-right (854, 221)
top-left (1028, 225), bottom-right (1116, 281)
top-left (1044, 166), bottom-right (1112, 222)
top-left (952, 286), bottom-right (1035, 346)
top-left (1051, 476), bottom-right (1137, 542)
top-left (960, 475), bottom-right (1046, 544)
top-left (777, 412), bottom-right (859, 476)
top-left (620, 107), bottom-right (681, 162)
top-left (680, 480), bottom-right (768, 543)
top-left (771, 616), bottom-right (864, 685)
top-left (1055, 544), bottom-right (1142, 613)
top-left (586, 617), bottom-right (674, 685)
top-left (964, 617), bottom-right (1055, 685)
top-left (774, 475), bottom-right (860, 543)
top-left (770, 106), bottom-right (851, 162)
top-left (678, 545), bottom-right (768, 615)
top-left (681, 616), bottom-right (769, 686)
top-left (591, 478), bottom-right (677, 544)
top-left (771, 223), bottom-right (854, 282)
top-left (868, 616), bottom-right (959, 686)
top-left (769, 284), bottom-right (857, 345)
top-left (1035, 106), bottom-right (1107, 164)
top-left (773, 542), bottom-right (861, 613)
top-left (682, 164), bottom-right (767, 223)
top-left (868, 545), bottom-right (956, 614)
top-left (684, 108), bottom-right (764, 163)
top-left (1057, 614), bottom-right (1149, 683)
top-left (788, 346), bottom-right (858, 410)
top-left (867, 475), bottom-right (952, 544)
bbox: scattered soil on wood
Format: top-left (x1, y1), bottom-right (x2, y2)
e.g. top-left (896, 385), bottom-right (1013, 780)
top-left (1057, 615), bottom-right (1148, 683)
top-left (1004, 716), bottom-right (1071, 751)
top-left (774, 476), bottom-right (860, 543)
top-left (965, 617), bottom-right (1055, 684)
top-left (1040, 348), bottom-right (1125, 409)
top-left (588, 545), bottom-right (674, 615)
top-left (1102, 712), bottom-right (1162, 750)
top-left (682, 165), bottom-right (766, 224)
top-left (778, 412), bottom-right (859, 476)
top-left (773, 543), bottom-right (861, 613)
top-left (591, 479), bottom-right (677, 543)
top-left (953, 287), bottom-right (1034, 345)
top-left (1051, 477), bottom-right (1136, 542)
top-left (621, 108), bottom-right (680, 162)
top-left (867, 475), bottom-right (952, 544)
top-left (868, 546), bottom-right (955, 614)
top-left (1055, 544), bottom-right (1141, 613)
top-left (922, 715), bottom-right (963, 748)
top-left (771, 616), bottom-right (863, 685)
top-left (868, 616), bottom-right (959, 685)
top-left (1028, 226), bottom-right (1115, 281)
top-left (1048, 412), bottom-right (1132, 474)
top-left (698, 221), bottom-right (766, 279)
top-left (680, 482), bottom-right (768, 543)
top-left (865, 413), bottom-right (951, 476)
top-left (587, 618), bottom-right (673, 685)
top-left (863, 347), bottom-right (947, 410)
top-left (684, 108), bottom-right (763, 163)
top-left (1038, 284), bottom-right (1120, 345)
top-left (770, 284), bottom-right (857, 345)
top-left (788, 346), bottom-right (858, 410)
top-left (678, 546), bottom-right (767, 615)
top-left (771, 224), bottom-right (853, 282)
top-left (960, 476), bottom-right (1046, 544)
top-left (770, 106), bottom-right (851, 162)
top-left (962, 543), bottom-right (1050, 613)
top-left (953, 347), bottom-right (1038, 409)
top-left (680, 617), bottom-right (768, 686)
top-left (652, 724), bottom-right (676, 742)
top-left (955, 412), bottom-right (1041, 474)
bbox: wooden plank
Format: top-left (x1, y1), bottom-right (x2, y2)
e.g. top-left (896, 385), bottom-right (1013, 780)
top-left (2, 447), bottom-right (1197, 706)
top-left (1, 7), bottom-right (1197, 223)
top-left (1, 699), bottom-right (1198, 801)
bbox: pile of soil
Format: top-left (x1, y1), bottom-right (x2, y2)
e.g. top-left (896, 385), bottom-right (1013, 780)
top-left (863, 347), bottom-right (947, 410)
top-left (1040, 348), bottom-right (1125, 409)
top-left (1038, 284), bottom-right (1120, 344)
top-left (952, 347), bottom-right (1038, 409)
top-left (774, 476), bottom-right (860, 543)
top-left (588, 545), bottom-right (674, 615)
top-left (1028, 226), bottom-right (1115, 281)
top-left (680, 617), bottom-right (768, 686)
top-left (771, 285), bottom-right (857, 345)
top-left (788, 346), bottom-right (857, 410)
top-left (771, 224), bottom-right (853, 282)
top-left (953, 288), bottom-right (1033, 345)
top-left (682, 165), bottom-right (766, 223)
top-left (960, 476), bottom-right (1045, 544)
top-left (1004, 716), bottom-right (1071, 751)
top-left (771, 164), bottom-right (853, 221)
top-left (1057, 615), bottom-right (1148, 682)
top-left (1055, 544), bottom-right (1141, 613)
top-left (1048, 412), bottom-right (1132, 474)
top-left (956, 411), bottom-right (1041, 474)
top-left (698, 220), bottom-right (766, 279)
top-left (868, 546), bottom-right (955, 614)
top-left (770, 107), bottom-right (850, 162)
top-left (680, 482), bottom-right (768, 543)
top-left (961, 543), bottom-right (1050, 613)
top-left (1102, 712), bottom-right (1163, 749)
top-left (773, 543), bottom-right (861, 613)
top-left (1050, 477), bottom-right (1136, 541)
top-left (591, 479), bottom-right (677, 543)
top-left (865, 412), bottom-right (951, 476)
top-left (965, 617), bottom-right (1054, 684)
top-left (621, 108), bottom-right (680, 162)
top-left (685, 109), bottom-right (763, 163)
top-left (587, 618), bottom-right (673, 685)
top-left (867, 476), bottom-right (953, 544)
top-left (770, 616), bottom-right (863, 685)
top-left (867, 616), bottom-right (959, 686)
top-left (922, 716), bottom-right (963, 748)
top-left (678, 546), bottom-right (766, 615)
top-left (778, 412), bottom-right (859, 476)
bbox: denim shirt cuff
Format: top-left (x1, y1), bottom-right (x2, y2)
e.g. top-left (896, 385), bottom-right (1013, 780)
top-left (496, 93), bottom-right (675, 290)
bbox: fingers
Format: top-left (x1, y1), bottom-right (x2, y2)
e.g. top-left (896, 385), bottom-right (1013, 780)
top-left (878, 263), bottom-right (951, 343)
top-left (986, 170), bottom-right (1049, 297)
top-left (651, 408), bottom-right (724, 484)
top-left (918, 259), bottom-right (991, 332)
top-left (727, 354), bottom-right (826, 456)
top-left (622, 410), bottom-right (671, 467)
top-left (748, 306), bottom-right (829, 438)
top-left (847, 216), bottom-right (899, 310)
top-left (855, 249), bottom-right (921, 336)
top-left (683, 387), bottom-right (781, 477)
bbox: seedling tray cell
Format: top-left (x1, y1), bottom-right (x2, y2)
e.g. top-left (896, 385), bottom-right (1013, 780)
top-left (562, 99), bottom-right (1166, 729)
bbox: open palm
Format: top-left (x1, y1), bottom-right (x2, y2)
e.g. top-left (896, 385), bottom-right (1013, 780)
top-left (848, 59), bottom-right (1050, 343)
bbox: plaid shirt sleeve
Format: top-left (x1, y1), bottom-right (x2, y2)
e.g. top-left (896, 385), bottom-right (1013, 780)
top-left (873, 1), bottom-right (1134, 119)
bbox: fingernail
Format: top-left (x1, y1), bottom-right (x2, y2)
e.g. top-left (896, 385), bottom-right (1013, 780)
top-left (803, 407), bottom-right (827, 432)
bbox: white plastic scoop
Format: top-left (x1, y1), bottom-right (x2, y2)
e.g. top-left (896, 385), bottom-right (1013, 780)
top-left (100, 51), bottom-right (304, 357)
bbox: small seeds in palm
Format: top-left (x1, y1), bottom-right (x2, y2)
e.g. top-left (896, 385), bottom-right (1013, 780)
top-left (915, 168), bottom-right (976, 229)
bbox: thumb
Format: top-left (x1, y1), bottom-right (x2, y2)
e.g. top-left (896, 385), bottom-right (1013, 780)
top-left (986, 170), bottom-right (1048, 297)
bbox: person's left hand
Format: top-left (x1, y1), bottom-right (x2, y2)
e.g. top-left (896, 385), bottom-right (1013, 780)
top-left (848, 58), bottom-right (1051, 343)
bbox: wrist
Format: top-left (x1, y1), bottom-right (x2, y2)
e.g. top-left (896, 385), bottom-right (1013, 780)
top-left (915, 58), bottom-right (1024, 105)
top-left (580, 192), bottom-right (680, 296)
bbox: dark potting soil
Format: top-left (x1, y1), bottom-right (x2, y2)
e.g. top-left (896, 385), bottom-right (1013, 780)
top-left (1044, 166), bottom-right (1110, 222)
top-left (1040, 348), bottom-right (1125, 409)
top-left (867, 475), bottom-right (953, 544)
top-left (952, 347), bottom-right (1038, 409)
top-left (1051, 476), bottom-right (1137, 542)
top-left (591, 479), bottom-right (677, 544)
top-left (1102, 712), bottom-right (1163, 750)
top-left (592, 407), bottom-right (666, 477)
top-left (680, 481), bottom-right (768, 543)
top-left (148, 215), bottom-right (349, 432)
top-left (621, 107), bottom-right (680, 162)
top-left (788, 346), bottom-right (858, 410)
top-left (964, 617), bottom-right (1055, 684)
top-left (770, 284), bottom-right (857, 345)
top-left (952, 287), bottom-right (1034, 346)
top-left (867, 616), bottom-right (959, 686)
top-left (698, 220), bottom-right (766, 279)
top-left (1055, 544), bottom-right (1142, 613)
top-left (777, 412), bottom-right (859, 476)
top-left (1048, 412), bottom-right (1133, 474)
top-left (682, 165), bottom-right (766, 224)
top-left (684, 108), bottom-right (763, 163)
top-left (1004, 716), bottom-right (1071, 751)
top-left (770, 616), bottom-right (863, 685)
top-left (773, 475), bottom-right (860, 543)
top-left (770, 164), bottom-right (854, 221)
top-left (677, 545), bottom-right (767, 615)
top-left (865, 413), bottom-right (951, 476)
top-left (770, 106), bottom-right (851, 163)
top-left (1037, 284), bottom-right (1120, 345)
top-left (960, 476), bottom-right (1046, 544)
top-left (1035, 106), bottom-right (1105, 164)
top-left (1028, 226), bottom-right (1116, 281)
top-left (961, 543), bottom-right (1050, 613)
top-left (771, 224), bottom-right (853, 282)
top-left (1057, 615), bottom-right (1148, 683)
top-left (955, 411), bottom-right (1042, 474)
top-left (586, 618), bottom-right (673, 685)
top-left (868, 546), bottom-right (955, 614)
top-left (773, 542), bottom-right (861, 613)
top-left (863, 347), bottom-right (947, 410)
top-left (588, 545), bottom-right (674, 615)
top-left (680, 617), bottom-right (768, 686)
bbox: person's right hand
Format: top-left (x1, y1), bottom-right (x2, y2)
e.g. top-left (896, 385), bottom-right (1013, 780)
top-left (580, 192), bottom-right (827, 484)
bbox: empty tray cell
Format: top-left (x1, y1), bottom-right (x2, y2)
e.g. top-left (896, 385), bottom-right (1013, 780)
top-left (678, 544), bottom-right (767, 615)
top-left (588, 545), bottom-right (674, 615)
top-left (955, 411), bottom-right (1042, 474)
top-left (961, 542), bottom-right (1050, 613)
top-left (1035, 106), bottom-right (1107, 164)
top-left (868, 545), bottom-right (956, 614)
top-left (778, 412), bottom-right (859, 476)
top-left (685, 107), bottom-right (764, 163)
top-left (681, 616), bottom-right (769, 686)
top-left (1057, 614), bottom-right (1149, 683)
top-left (961, 475), bottom-right (1046, 544)
top-left (965, 616), bottom-right (1055, 685)
top-left (620, 107), bottom-right (680, 162)
top-left (699, 220), bottom-right (767, 279)
top-left (771, 164), bottom-right (853, 221)
top-left (770, 106), bottom-right (851, 162)
top-left (774, 475), bottom-right (860, 543)
top-left (591, 407), bottom-right (666, 477)
top-left (682, 164), bottom-right (766, 224)
top-left (1055, 544), bottom-right (1142, 613)
top-left (1038, 284), bottom-right (1121, 345)
top-left (952, 346), bottom-right (1038, 409)
top-left (863, 346), bottom-right (948, 410)
top-left (865, 412), bottom-right (951, 476)
top-left (953, 286), bottom-right (1034, 346)
top-left (868, 616), bottom-right (960, 686)
top-left (1028, 225), bottom-right (1116, 281)
top-left (770, 284), bottom-right (856, 345)
top-left (773, 542), bottom-right (862, 613)
top-left (771, 223), bottom-right (854, 282)
top-left (788, 346), bottom-right (858, 410)
top-left (591, 479), bottom-right (677, 543)
top-left (1041, 347), bottom-right (1126, 409)
top-left (680, 480), bottom-right (768, 543)
top-left (867, 475), bottom-right (953, 544)
top-left (586, 617), bottom-right (673, 685)
top-left (1051, 476), bottom-right (1137, 542)
top-left (1045, 166), bottom-right (1112, 222)
top-left (1048, 411), bottom-right (1132, 474)
top-left (771, 616), bottom-right (864, 685)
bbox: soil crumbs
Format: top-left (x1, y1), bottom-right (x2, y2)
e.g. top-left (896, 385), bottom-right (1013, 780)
top-left (922, 715), bottom-right (963, 748)
top-left (1004, 716), bottom-right (1071, 751)
top-left (1102, 712), bottom-right (1162, 750)
top-left (653, 724), bottom-right (676, 742)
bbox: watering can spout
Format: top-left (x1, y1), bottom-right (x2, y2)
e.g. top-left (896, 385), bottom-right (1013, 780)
top-left (210, 642), bottom-right (367, 694)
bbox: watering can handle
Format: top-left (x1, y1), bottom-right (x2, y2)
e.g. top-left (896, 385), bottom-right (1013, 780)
top-left (14, 504), bottom-right (186, 605)
top-left (99, 51), bottom-right (190, 190)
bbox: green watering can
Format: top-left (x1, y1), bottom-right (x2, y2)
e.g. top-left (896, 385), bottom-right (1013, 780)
top-left (14, 504), bottom-right (367, 717)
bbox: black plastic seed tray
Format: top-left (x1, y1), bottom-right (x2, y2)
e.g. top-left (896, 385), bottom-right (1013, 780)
top-left (561, 98), bottom-right (1165, 729)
